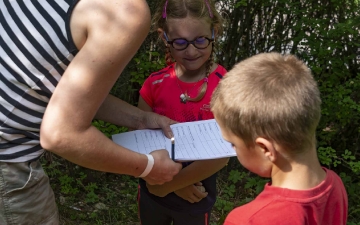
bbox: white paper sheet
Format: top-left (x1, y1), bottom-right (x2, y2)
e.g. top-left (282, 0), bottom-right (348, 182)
top-left (111, 119), bottom-right (236, 160)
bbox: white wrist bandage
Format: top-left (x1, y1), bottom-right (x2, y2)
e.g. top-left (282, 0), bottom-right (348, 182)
top-left (138, 154), bottom-right (154, 178)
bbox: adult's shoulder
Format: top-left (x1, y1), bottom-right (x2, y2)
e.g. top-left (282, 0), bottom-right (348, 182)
top-left (71, 0), bottom-right (150, 50)
top-left (75, 0), bottom-right (150, 23)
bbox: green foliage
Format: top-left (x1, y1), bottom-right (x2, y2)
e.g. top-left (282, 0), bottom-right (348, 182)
top-left (214, 164), bottom-right (270, 224)
top-left (317, 147), bottom-right (341, 167)
top-left (244, 176), bottom-right (268, 195)
top-left (235, 0), bottom-right (247, 7)
top-left (130, 51), bottom-right (165, 87)
top-left (228, 169), bottom-right (246, 183)
top-left (109, 48), bottom-right (166, 105)
top-left (340, 172), bottom-right (360, 224)
top-left (115, 50), bottom-right (167, 104)
top-left (43, 155), bottom-right (140, 224)
top-left (84, 182), bottom-right (99, 203)
top-left (59, 174), bottom-right (79, 196)
top-left (92, 120), bottom-right (128, 138)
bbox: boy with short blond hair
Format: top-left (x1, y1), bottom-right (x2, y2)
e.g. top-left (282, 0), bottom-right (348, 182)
top-left (211, 52), bottom-right (348, 225)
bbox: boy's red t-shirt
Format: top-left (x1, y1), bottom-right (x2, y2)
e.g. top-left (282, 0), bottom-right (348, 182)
top-left (140, 63), bottom-right (227, 122)
top-left (223, 168), bottom-right (348, 225)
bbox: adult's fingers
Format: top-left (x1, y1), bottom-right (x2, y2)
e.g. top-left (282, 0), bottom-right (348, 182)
top-left (143, 150), bottom-right (182, 185)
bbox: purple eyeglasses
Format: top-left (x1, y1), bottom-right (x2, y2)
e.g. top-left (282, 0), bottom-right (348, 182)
top-left (164, 29), bottom-right (215, 51)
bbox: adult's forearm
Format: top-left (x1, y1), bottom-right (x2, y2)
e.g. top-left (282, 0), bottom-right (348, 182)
top-left (95, 94), bottom-right (145, 129)
top-left (41, 121), bottom-right (148, 176)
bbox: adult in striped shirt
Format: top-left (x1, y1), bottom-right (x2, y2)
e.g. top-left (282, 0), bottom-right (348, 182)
top-left (1, 0), bottom-right (181, 224)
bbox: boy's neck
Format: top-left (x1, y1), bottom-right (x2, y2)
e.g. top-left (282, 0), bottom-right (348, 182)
top-left (270, 148), bottom-right (326, 190)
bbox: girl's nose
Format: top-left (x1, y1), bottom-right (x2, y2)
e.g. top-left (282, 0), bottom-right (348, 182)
top-left (185, 44), bottom-right (198, 55)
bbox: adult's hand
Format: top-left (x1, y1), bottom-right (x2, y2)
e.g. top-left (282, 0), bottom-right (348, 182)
top-left (139, 112), bottom-right (177, 138)
top-left (174, 182), bottom-right (208, 203)
top-left (142, 150), bottom-right (182, 185)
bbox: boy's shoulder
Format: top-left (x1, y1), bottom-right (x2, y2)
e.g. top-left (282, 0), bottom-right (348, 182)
top-left (224, 168), bottom-right (348, 225)
top-left (224, 185), bottom-right (298, 224)
top-left (224, 199), bottom-right (309, 225)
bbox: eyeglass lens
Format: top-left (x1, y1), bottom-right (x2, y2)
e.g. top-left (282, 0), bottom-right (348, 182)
top-left (172, 37), bottom-right (210, 50)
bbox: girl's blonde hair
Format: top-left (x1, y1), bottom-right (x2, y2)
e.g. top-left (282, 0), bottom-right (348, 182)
top-left (152, 0), bottom-right (223, 34)
top-left (153, 0), bottom-right (224, 103)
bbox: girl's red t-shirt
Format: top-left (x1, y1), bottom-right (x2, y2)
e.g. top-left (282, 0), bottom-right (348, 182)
top-left (140, 63), bottom-right (227, 123)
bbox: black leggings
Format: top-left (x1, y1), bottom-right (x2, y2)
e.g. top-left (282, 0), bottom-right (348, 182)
top-left (138, 186), bottom-right (211, 225)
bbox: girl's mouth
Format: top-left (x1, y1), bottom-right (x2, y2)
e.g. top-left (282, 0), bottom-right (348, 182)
top-left (184, 57), bottom-right (200, 61)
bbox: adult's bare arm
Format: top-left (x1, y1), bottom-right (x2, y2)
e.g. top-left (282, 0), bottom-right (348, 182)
top-left (96, 95), bottom-right (176, 138)
top-left (40, 0), bottom-right (181, 184)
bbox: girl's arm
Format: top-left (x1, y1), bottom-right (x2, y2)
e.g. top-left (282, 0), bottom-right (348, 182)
top-left (147, 158), bottom-right (229, 197)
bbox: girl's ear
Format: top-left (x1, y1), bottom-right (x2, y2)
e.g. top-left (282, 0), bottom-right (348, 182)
top-left (157, 28), bottom-right (168, 46)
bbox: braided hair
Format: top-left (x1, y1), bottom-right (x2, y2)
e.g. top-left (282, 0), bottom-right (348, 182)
top-left (153, 0), bottom-right (223, 102)
top-left (185, 43), bottom-right (215, 102)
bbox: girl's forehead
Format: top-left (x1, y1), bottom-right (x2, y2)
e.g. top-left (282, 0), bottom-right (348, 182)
top-left (166, 17), bottom-right (212, 38)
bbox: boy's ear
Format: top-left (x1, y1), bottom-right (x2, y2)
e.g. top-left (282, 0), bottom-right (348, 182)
top-left (157, 28), bottom-right (168, 46)
top-left (255, 137), bottom-right (277, 162)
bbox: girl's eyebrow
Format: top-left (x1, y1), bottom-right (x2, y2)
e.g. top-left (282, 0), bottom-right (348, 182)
top-left (169, 29), bottom-right (214, 40)
top-left (171, 34), bottom-right (212, 41)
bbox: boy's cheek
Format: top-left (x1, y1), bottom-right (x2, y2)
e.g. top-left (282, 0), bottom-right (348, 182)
top-left (236, 155), bottom-right (242, 164)
top-left (235, 151), bottom-right (244, 164)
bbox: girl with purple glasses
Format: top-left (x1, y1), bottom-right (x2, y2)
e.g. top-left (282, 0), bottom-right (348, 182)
top-left (136, 0), bottom-right (228, 224)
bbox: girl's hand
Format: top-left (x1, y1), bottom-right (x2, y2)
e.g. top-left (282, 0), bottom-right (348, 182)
top-left (174, 182), bottom-right (208, 203)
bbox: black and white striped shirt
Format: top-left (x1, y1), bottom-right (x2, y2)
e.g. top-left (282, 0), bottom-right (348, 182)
top-left (1, 0), bottom-right (79, 162)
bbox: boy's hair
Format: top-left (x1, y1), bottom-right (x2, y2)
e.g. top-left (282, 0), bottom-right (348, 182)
top-left (152, 0), bottom-right (223, 34)
top-left (211, 52), bottom-right (321, 153)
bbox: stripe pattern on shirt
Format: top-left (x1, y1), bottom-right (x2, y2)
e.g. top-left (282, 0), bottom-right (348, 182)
top-left (0, 0), bottom-right (78, 162)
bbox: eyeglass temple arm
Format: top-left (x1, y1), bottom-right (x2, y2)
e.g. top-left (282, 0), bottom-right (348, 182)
top-left (164, 32), bottom-right (170, 42)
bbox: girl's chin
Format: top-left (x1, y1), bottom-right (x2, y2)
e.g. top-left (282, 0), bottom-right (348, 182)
top-left (181, 61), bottom-right (206, 70)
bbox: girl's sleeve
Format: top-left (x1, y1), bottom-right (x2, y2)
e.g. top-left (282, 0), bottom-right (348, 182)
top-left (220, 65), bottom-right (228, 77)
top-left (139, 76), bottom-right (154, 108)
